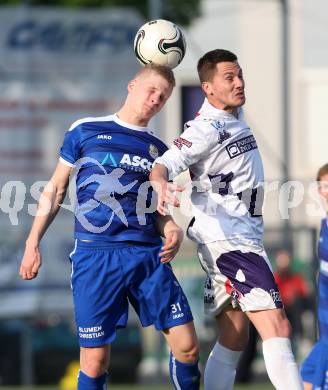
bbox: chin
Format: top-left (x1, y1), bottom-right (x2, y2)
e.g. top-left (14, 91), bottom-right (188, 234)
top-left (236, 98), bottom-right (245, 107)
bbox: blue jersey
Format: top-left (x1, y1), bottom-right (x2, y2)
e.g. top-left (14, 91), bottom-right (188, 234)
top-left (318, 218), bottom-right (328, 341)
top-left (60, 114), bottom-right (167, 244)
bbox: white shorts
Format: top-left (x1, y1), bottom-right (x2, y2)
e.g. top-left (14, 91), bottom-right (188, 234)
top-left (197, 239), bottom-right (283, 316)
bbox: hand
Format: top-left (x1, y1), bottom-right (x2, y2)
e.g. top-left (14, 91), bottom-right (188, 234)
top-left (19, 243), bottom-right (42, 280)
top-left (157, 182), bottom-right (184, 216)
top-left (159, 227), bottom-right (184, 263)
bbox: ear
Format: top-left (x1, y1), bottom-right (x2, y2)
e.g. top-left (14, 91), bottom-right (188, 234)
top-left (128, 79), bottom-right (137, 92)
top-left (202, 81), bottom-right (213, 96)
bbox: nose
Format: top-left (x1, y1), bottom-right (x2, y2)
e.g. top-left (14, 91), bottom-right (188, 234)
top-left (151, 94), bottom-right (161, 105)
top-left (235, 76), bottom-right (244, 89)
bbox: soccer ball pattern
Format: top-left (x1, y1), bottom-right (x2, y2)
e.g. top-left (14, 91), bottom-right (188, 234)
top-left (134, 19), bottom-right (186, 69)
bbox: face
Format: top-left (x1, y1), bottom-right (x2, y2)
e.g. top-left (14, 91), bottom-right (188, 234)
top-left (202, 61), bottom-right (245, 112)
top-left (318, 173), bottom-right (328, 202)
top-left (128, 71), bottom-right (173, 125)
top-left (275, 250), bottom-right (291, 272)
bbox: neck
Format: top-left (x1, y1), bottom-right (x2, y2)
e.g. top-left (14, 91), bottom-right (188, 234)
top-left (207, 98), bottom-right (240, 118)
top-left (116, 105), bottom-right (148, 127)
top-left (227, 107), bottom-right (239, 118)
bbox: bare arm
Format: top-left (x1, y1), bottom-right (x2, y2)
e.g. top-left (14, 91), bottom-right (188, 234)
top-left (150, 163), bottom-right (183, 215)
top-left (19, 161), bottom-right (72, 280)
top-left (156, 214), bottom-right (184, 263)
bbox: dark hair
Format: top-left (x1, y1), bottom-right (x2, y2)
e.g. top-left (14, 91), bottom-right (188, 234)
top-left (197, 49), bottom-right (238, 83)
top-left (317, 163), bottom-right (328, 182)
top-left (136, 63), bottom-right (176, 88)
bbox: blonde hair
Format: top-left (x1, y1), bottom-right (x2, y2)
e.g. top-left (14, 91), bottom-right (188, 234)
top-left (135, 64), bottom-right (176, 88)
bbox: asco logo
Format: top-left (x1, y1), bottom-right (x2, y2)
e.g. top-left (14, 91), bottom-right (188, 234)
top-left (119, 154), bottom-right (153, 171)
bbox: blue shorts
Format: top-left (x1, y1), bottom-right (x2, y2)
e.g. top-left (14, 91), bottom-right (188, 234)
top-left (301, 340), bottom-right (328, 389)
top-left (70, 240), bottom-right (193, 347)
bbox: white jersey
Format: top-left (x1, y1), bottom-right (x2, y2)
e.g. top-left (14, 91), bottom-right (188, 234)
top-left (155, 98), bottom-right (265, 244)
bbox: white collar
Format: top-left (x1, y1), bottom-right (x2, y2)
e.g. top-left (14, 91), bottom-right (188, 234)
top-left (113, 113), bottom-right (151, 132)
top-left (197, 98), bottom-right (244, 121)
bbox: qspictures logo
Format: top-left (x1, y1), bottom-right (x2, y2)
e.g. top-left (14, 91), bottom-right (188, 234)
top-left (1, 175), bottom-right (327, 227)
top-left (73, 157), bottom-right (138, 233)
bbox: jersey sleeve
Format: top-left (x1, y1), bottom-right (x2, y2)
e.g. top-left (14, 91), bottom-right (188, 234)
top-left (155, 121), bottom-right (215, 179)
top-left (59, 124), bottom-right (82, 167)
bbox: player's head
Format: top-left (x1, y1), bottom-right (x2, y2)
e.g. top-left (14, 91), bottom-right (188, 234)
top-left (275, 249), bottom-right (292, 274)
top-left (197, 49), bottom-right (245, 112)
top-left (317, 163), bottom-right (328, 200)
top-left (125, 64), bottom-right (175, 125)
top-left (135, 63), bottom-right (176, 88)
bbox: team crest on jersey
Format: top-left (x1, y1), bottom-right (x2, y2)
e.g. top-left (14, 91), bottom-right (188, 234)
top-left (149, 144), bottom-right (158, 159)
top-left (211, 120), bottom-right (231, 144)
top-left (211, 120), bottom-right (226, 130)
top-left (217, 129), bottom-right (231, 144)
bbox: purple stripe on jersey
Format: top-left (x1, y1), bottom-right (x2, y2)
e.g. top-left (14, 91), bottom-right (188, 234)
top-left (216, 250), bottom-right (283, 308)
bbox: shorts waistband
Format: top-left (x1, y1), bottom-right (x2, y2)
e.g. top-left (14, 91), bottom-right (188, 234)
top-left (75, 239), bottom-right (161, 250)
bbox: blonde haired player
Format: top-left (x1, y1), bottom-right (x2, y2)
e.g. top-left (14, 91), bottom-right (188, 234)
top-left (20, 64), bottom-right (200, 390)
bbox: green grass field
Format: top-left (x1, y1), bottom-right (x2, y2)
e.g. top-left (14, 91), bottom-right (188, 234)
top-left (0, 385), bottom-right (274, 390)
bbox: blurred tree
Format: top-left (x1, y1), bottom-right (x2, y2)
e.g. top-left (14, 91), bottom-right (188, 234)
top-left (0, 0), bottom-right (201, 26)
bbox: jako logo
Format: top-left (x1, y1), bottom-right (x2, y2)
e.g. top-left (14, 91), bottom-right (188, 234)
top-left (120, 154), bottom-right (153, 170)
top-left (97, 134), bottom-right (112, 140)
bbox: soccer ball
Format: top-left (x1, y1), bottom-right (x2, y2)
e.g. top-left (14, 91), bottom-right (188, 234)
top-left (134, 19), bottom-right (186, 69)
